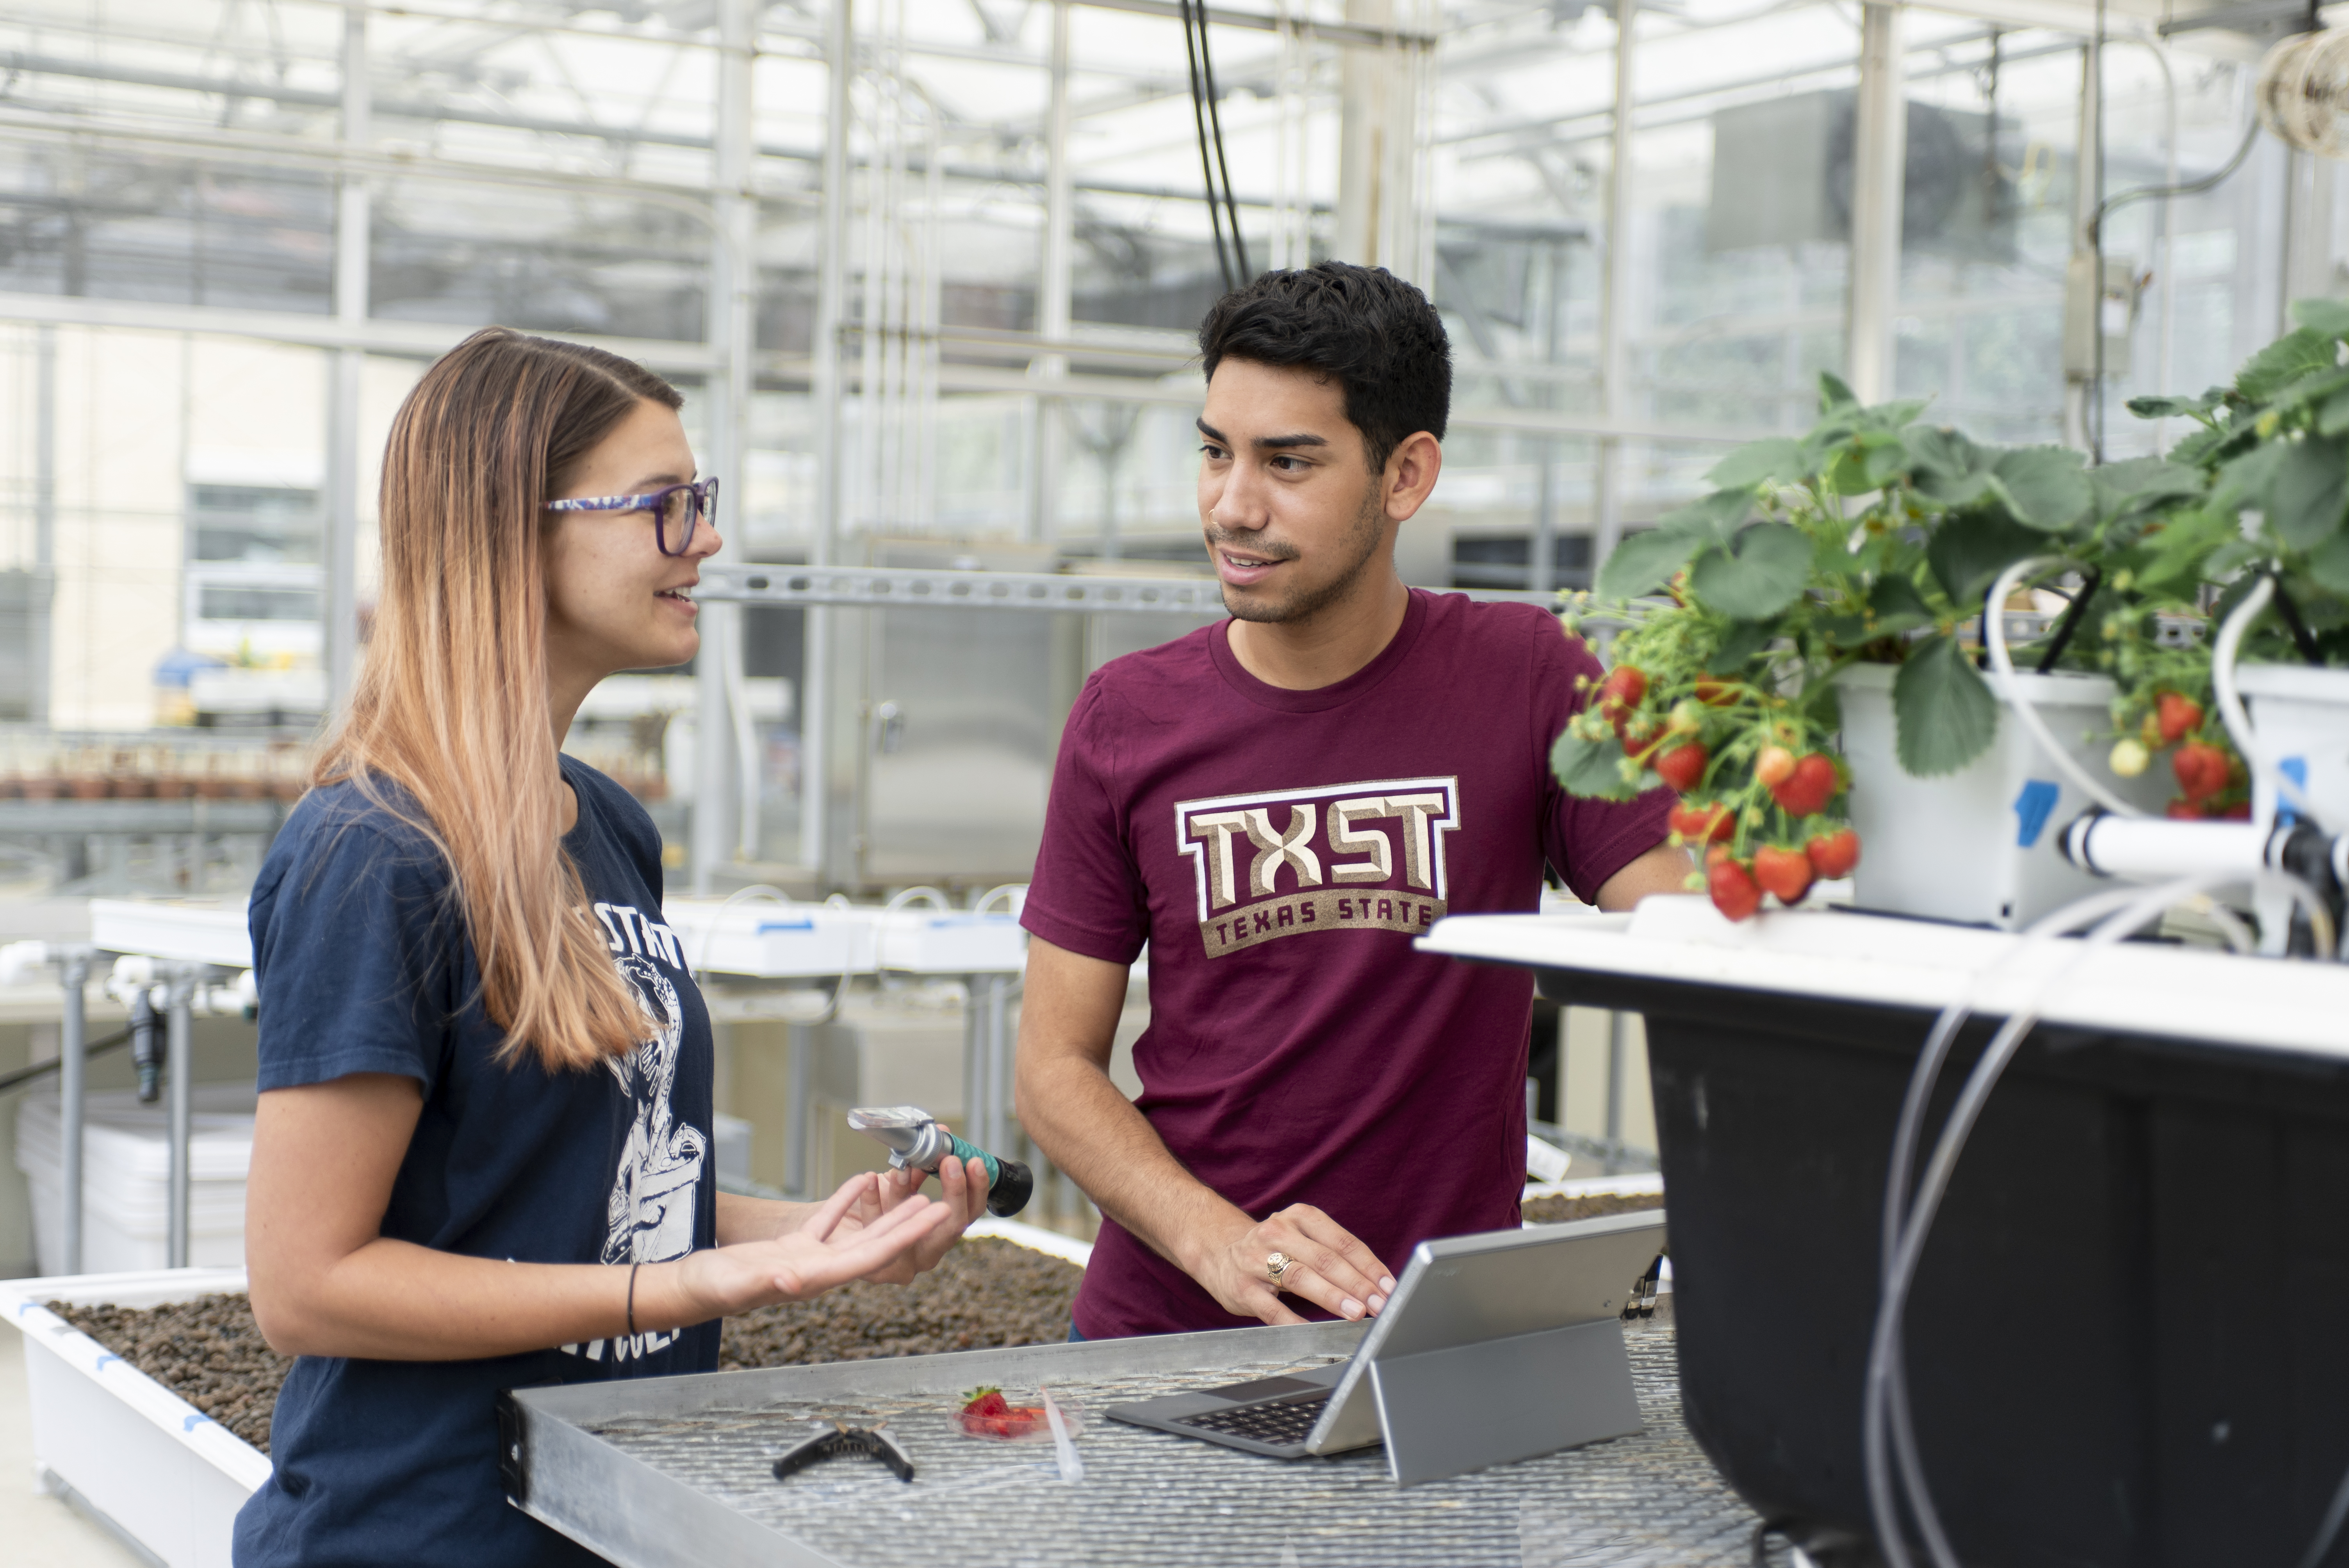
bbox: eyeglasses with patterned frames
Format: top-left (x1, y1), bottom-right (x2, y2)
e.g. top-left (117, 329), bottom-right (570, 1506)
top-left (543, 477), bottom-right (719, 557)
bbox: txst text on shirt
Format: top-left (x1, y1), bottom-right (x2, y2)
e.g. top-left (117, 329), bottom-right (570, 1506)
top-left (1174, 775), bottom-right (1461, 957)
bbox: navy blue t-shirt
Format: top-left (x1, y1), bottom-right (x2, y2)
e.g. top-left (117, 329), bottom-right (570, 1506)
top-left (233, 755), bottom-right (717, 1568)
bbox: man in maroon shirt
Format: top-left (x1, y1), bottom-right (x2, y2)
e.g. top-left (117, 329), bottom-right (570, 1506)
top-left (1014, 262), bottom-right (1686, 1340)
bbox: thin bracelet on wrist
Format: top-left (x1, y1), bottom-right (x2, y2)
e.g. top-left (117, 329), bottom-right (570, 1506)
top-left (626, 1261), bottom-right (642, 1338)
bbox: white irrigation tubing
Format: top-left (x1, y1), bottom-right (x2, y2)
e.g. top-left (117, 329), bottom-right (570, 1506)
top-left (1864, 870), bottom-right (2336, 1568)
top-left (970, 883), bottom-right (1026, 915)
top-left (1984, 557), bottom-right (2146, 819)
top-left (2210, 576), bottom-right (2325, 829)
top-left (883, 885), bottom-right (952, 913)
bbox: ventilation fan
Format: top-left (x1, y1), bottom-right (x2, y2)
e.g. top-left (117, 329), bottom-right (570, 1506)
top-left (2256, 27), bottom-right (2349, 158)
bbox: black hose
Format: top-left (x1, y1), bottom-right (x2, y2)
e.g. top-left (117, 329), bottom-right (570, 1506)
top-left (1179, 0), bottom-right (1249, 290)
top-left (2035, 567), bottom-right (2101, 674)
top-left (0, 1024), bottom-right (137, 1095)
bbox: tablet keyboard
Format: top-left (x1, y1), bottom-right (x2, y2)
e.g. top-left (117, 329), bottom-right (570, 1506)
top-left (1174, 1393), bottom-right (1330, 1445)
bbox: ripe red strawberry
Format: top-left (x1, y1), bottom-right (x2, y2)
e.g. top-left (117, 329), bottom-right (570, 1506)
top-left (2165, 797), bottom-right (2207, 821)
top-left (1693, 676), bottom-right (1741, 707)
top-left (2155, 691), bottom-right (2204, 745)
top-left (1753, 844), bottom-right (1814, 905)
top-left (1768, 752), bottom-right (1840, 818)
top-left (2172, 741), bottom-right (2230, 802)
top-left (1654, 742), bottom-right (1709, 793)
top-left (1805, 827), bottom-right (1861, 879)
top-left (1596, 666), bottom-right (1647, 736)
top-left (1709, 856), bottom-right (1762, 921)
top-left (1670, 801), bottom-right (1733, 845)
top-left (2219, 800), bottom-right (2252, 820)
top-left (963, 1388), bottom-right (1011, 1418)
top-left (1754, 745), bottom-right (1796, 788)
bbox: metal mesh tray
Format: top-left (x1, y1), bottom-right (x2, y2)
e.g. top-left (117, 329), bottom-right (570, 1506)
top-left (501, 1318), bottom-right (1757, 1568)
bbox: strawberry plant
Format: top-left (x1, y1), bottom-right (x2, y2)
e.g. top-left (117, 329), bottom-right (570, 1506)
top-left (1554, 373), bottom-right (2200, 920)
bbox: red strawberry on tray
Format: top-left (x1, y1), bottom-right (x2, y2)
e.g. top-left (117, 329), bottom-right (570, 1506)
top-left (958, 1385), bottom-right (1049, 1439)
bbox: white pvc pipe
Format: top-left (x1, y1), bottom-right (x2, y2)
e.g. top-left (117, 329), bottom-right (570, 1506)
top-left (2062, 813), bottom-right (2269, 881)
top-left (1983, 556), bottom-right (2145, 818)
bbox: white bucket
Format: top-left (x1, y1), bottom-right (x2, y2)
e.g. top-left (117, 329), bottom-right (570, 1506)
top-left (2231, 663), bottom-right (2349, 951)
top-left (2234, 663), bottom-right (2349, 833)
top-left (1837, 663), bottom-right (2173, 930)
top-left (14, 1084), bottom-right (256, 1276)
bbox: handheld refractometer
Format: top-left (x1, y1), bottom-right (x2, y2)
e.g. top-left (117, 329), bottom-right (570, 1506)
top-left (845, 1105), bottom-right (1034, 1217)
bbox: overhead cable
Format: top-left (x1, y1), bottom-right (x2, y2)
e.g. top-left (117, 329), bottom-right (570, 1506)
top-left (1180, 0), bottom-right (1251, 290)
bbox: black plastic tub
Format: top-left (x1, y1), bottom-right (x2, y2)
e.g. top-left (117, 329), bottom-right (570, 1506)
top-left (1532, 962), bottom-right (2349, 1568)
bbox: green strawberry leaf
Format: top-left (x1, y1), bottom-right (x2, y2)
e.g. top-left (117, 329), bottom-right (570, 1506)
top-left (2293, 298), bottom-right (2349, 339)
top-left (2166, 422), bottom-right (2228, 467)
top-left (2237, 327), bottom-right (2338, 403)
top-left (1892, 632), bottom-right (2000, 778)
top-left (1866, 573), bottom-right (1936, 635)
top-left (2317, 387), bottom-right (2349, 437)
top-left (2126, 388), bottom-right (2225, 421)
top-left (1657, 488), bottom-right (1754, 545)
top-left (1550, 729), bottom-right (1641, 801)
top-left (1859, 431), bottom-right (1911, 489)
top-left (2309, 533), bottom-right (2349, 597)
top-left (1710, 617), bottom-right (1779, 669)
top-left (1595, 524), bottom-right (1705, 599)
top-left (1987, 445), bottom-right (2094, 531)
top-left (1926, 508), bottom-right (2048, 604)
top-left (2266, 435), bottom-right (2349, 549)
top-left (2134, 506), bottom-right (2242, 596)
top-left (2212, 442), bottom-right (2287, 514)
top-left (1903, 425), bottom-right (1996, 508)
top-left (1686, 523), bottom-right (1811, 619)
top-left (1706, 438), bottom-right (1811, 489)
top-left (2089, 455), bottom-right (2205, 520)
top-left (1818, 371), bottom-right (1859, 412)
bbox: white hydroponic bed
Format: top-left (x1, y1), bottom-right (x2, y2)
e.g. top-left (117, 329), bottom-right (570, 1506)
top-left (0, 1220), bottom-right (1091, 1565)
top-left (3, 1267), bottom-right (266, 1568)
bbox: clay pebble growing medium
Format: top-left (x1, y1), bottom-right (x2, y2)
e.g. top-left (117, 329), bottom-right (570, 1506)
top-left (43, 1206), bottom-right (1662, 1457)
top-left (1519, 1191), bottom-right (1665, 1226)
top-left (45, 1239), bottom-right (1087, 1456)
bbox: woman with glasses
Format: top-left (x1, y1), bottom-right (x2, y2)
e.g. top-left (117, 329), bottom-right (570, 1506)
top-left (233, 327), bottom-right (989, 1567)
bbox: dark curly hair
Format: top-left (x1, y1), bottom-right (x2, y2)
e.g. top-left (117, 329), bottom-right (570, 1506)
top-left (1196, 261), bottom-right (1453, 478)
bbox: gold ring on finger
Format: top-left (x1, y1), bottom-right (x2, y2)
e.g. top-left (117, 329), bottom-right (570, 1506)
top-left (1266, 1251), bottom-right (1292, 1286)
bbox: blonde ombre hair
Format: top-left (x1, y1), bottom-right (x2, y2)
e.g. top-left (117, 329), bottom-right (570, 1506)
top-left (314, 326), bottom-right (683, 1072)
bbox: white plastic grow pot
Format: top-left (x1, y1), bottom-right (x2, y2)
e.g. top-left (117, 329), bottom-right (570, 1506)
top-left (2233, 664), bottom-right (2349, 832)
top-left (2229, 663), bottom-right (2349, 952)
top-left (1837, 663), bottom-right (2173, 929)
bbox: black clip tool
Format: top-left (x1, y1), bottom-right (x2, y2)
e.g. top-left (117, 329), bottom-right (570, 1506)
top-left (772, 1422), bottom-right (916, 1484)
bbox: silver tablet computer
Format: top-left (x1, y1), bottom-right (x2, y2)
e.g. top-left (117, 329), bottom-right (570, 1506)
top-left (1104, 1209), bottom-right (1666, 1469)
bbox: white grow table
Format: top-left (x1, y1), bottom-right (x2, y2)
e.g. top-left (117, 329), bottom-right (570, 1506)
top-left (663, 896), bottom-right (1030, 1194)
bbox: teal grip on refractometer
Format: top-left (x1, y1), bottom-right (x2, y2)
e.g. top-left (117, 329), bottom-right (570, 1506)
top-left (944, 1131), bottom-right (1000, 1189)
top-left (942, 1130), bottom-right (1034, 1217)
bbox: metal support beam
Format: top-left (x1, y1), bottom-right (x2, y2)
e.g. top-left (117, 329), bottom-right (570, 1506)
top-left (324, 5), bottom-right (370, 714)
top-left (693, 0), bottom-right (759, 892)
top-left (165, 967), bottom-right (196, 1269)
top-left (982, 973), bottom-right (1011, 1156)
top-left (31, 323), bottom-right (53, 727)
top-left (1028, 0), bottom-right (1074, 549)
top-left (695, 562), bottom-right (1560, 613)
top-left (57, 947), bottom-right (89, 1275)
top-left (1337, 0), bottom-right (1406, 271)
top-left (1591, 0), bottom-right (1638, 580)
top-left (2063, 38), bottom-right (2100, 451)
top-left (786, 1019), bottom-right (813, 1197)
top-left (802, 0), bottom-right (854, 889)
top-left (1845, 3), bottom-right (1907, 406)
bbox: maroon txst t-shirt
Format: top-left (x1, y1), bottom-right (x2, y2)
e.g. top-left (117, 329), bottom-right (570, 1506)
top-left (1020, 588), bottom-right (1674, 1339)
